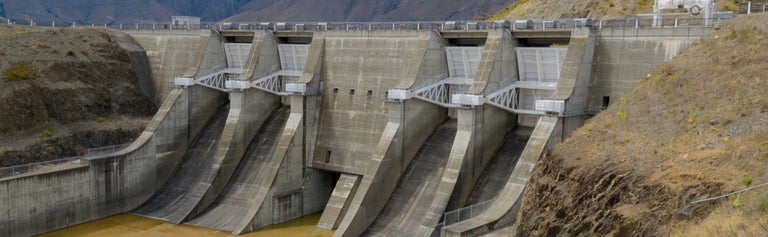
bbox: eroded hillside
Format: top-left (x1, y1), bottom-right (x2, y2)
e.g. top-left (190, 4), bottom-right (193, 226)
top-left (0, 26), bottom-right (157, 166)
top-left (510, 15), bottom-right (768, 236)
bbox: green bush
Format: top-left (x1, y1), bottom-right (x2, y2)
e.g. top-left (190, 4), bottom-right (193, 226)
top-left (39, 129), bottom-right (52, 138)
top-left (732, 194), bottom-right (744, 208)
top-left (743, 177), bottom-right (753, 186)
top-left (617, 107), bottom-right (628, 121)
top-left (3, 64), bottom-right (37, 82)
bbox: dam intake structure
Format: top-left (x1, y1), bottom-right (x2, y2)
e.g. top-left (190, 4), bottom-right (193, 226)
top-left (0, 17), bottom-right (717, 237)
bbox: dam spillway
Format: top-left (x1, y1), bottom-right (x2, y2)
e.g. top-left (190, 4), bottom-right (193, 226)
top-left (0, 20), bottom-right (713, 237)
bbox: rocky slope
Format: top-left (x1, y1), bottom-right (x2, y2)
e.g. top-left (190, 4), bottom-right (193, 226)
top-left (0, 26), bottom-right (157, 166)
top-left (510, 15), bottom-right (768, 236)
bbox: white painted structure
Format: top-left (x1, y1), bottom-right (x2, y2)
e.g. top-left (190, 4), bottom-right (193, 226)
top-left (653, 0), bottom-right (713, 27)
top-left (171, 16), bottom-right (201, 26)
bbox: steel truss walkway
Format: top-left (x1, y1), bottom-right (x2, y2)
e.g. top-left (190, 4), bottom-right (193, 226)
top-left (389, 47), bottom-right (568, 117)
top-left (174, 43), bottom-right (312, 96)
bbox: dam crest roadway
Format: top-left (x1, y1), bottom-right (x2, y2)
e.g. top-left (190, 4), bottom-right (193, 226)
top-left (0, 17), bottom-right (717, 237)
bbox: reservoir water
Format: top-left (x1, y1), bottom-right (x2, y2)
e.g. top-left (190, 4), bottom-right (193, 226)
top-left (40, 212), bottom-right (333, 237)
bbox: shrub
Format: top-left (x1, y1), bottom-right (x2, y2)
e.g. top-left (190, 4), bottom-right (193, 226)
top-left (3, 64), bottom-right (37, 82)
top-left (96, 117), bottom-right (106, 123)
top-left (743, 177), bottom-right (753, 186)
top-left (617, 107), bottom-right (628, 121)
top-left (732, 194), bottom-right (744, 208)
top-left (38, 129), bottom-right (52, 138)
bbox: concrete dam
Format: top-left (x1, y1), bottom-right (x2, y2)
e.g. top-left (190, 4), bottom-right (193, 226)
top-left (0, 21), bottom-right (712, 237)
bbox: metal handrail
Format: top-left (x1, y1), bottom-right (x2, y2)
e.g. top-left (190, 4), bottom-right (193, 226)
top-left (0, 143), bottom-right (130, 178)
top-left (2, 15), bottom-right (736, 32)
top-left (435, 198), bottom-right (497, 229)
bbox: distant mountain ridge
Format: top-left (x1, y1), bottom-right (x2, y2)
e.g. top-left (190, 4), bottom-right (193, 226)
top-left (0, 0), bottom-right (514, 24)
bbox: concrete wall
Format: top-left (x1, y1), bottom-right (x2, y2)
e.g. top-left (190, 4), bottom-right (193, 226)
top-left (332, 30), bottom-right (450, 237)
top-left (334, 99), bottom-right (447, 237)
top-left (0, 86), bottom-right (226, 237)
top-left (552, 28), bottom-right (597, 140)
top-left (244, 31), bottom-right (281, 80)
top-left (441, 116), bottom-right (561, 237)
top-left (311, 31), bottom-right (432, 175)
top-left (232, 34), bottom-right (334, 235)
top-left (0, 28), bottom-right (228, 236)
top-left (127, 30), bottom-right (212, 102)
top-left (588, 27), bottom-right (710, 113)
top-left (408, 30), bottom-right (449, 90)
top-left (442, 29), bottom-right (517, 215)
top-left (108, 32), bottom-right (159, 105)
top-left (468, 29), bottom-right (518, 95)
top-left (183, 30), bottom-right (283, 223)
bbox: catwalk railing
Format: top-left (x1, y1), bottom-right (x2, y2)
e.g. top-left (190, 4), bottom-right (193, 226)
top-left (433, 198), bottom-right (497, 231)
top-left (0, 143), bottom-right (130, 178)
top-left (1, 15), bottom-right (735, 32)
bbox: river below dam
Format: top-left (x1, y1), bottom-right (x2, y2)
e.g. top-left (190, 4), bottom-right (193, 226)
top-left (40, 212), bottom-right (333, 237)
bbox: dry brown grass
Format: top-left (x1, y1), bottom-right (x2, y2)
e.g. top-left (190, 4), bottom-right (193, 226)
top-left (494, 0), bottom-right (740, 19)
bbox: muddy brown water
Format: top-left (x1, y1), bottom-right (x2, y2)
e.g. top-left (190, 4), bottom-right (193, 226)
top-left (40, 212), bottom-right (333, 237)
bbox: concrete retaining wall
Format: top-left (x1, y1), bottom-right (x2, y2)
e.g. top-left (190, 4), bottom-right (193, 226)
top-left (0, 28), bottom-right (227, 236)
top-left (0, 86), bottom-right (226, 237)
top-left (588, 27), bottom-right (710, 113)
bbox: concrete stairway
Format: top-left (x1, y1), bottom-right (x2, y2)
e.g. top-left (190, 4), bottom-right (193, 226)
top-left (363, 120), bottom-right (457, 236)
top-left (132, 105), bottom-right (230, 221)
top-left (184, 106), bottom-right (289, 231)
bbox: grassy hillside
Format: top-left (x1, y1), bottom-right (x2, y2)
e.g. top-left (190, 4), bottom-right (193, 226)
top-left (512, 14), bottom-right (768, 236)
